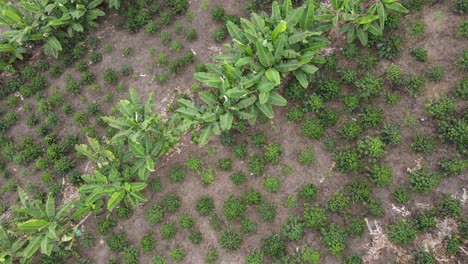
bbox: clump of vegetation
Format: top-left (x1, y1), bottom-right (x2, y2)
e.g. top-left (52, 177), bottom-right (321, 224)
top-left (321, 224), bottom-right (347, 256)
top-left (261, 231), bottom-right (286, 258)
top-left (303, 204), bottom-right (329, 229)
top-left (220, 228), bottom-right (243, 251)
top-left (263, 175), bottom-right (280, 193)
top-left (196, 196), bottom-right (215, 216)
top-left (223, 195), bottom-right (247, 221)
top-left (334, 148), bottom-right (363, 174)
top-left (366, 163), bottom-right (393, 187)
top-left (264, 143), bottom-right (283, 164)
top-left (438, 194), bottom-right (462, 218)
top-left (392, 186), bottom-right (411, 205)
top-left (408, 167), bottom-right (439, 193)
top-left (326, 190), bottom-right (350, 213)
top-left (411, 134), bottom-right (436, 154)
top-left (257, 201), bottom-right (277, 222)
top-left (298, 183), bottom-right (318, 200)
top-left (387, 218), bottom-right (417, 245)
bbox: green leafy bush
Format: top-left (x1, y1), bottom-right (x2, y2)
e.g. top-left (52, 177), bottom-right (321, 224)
top-left (321, 224), bottom-right (347, 256)
top-left (387, 218), bottom-right (417, 245)
top-left (358, 106), bottom-right (384, 129)
top-left (179, 213), bottom-right (195, 229)
top-left (160, 221), bottom-right (178, 239)
top-left (103, 68), bottom-right (118, 84)
top-left (438, 157), bottom-right (467, 177)
top-left (303, 204), bottom-right (329, 229)
top-left (211, 6), bottom-right (226, 22)
top-left (326, 190), bottom-right (350, 213)
top-left (161, 192), bottom-right (181, 212)
top-left (169, 244), bottom-right (187, 262)
top-left (204, 248), bottom-right (218, 264)
top-left (212, 27), bottom-right (227, 42)
top-left (380, 123), bottom-right (402, 144)
top-left (392, 186), bottom-right (411, 205)
top-left (357, 137), bottom-right (385, 159)
top-left (116, 206), bottom-right (133, 220)
top-left (230, 171), bottom-right (246, 185)
top-left (302, 118), bottom-right (324, 139)
top-left (223, 195), bottom-right (246, 221)
top-left (318, 108), bottom-right (340, 127)
top-left (189, 228), bottom-right (203, 245)
top-left (408, 167), bottom-right (439, 193)
top-left (79, 233), bottom-right (96, 248)
top-left (264, 143), bottom-right (283, 164)
top-left (304, 93), bottom-right (324, 113)
top-left (343, 94), bottom-right (361, 113)
top-left (196, 196), bottom-right (215, 216)
top-left (256, 201), bottom-right (277, 222)
top-left (415, 210), bottom-right (436, 232)
top-left (411, 249), bottom-right (435, 264)
top-left (386, 63), bottom-right (403, 85)
top-left (405, 74), bottom-right (426, 96)
top-left (316, 79), bottom-right (342, 101)
top-left (232, 143), bottom-right (247, 160)
top-left (297, 148), bottom-right (314, 166)
top-left (427, 66), bottom-right (445, 82)
top-left (298, 183), bottom-right (318, 200)
top-left (219, 131), bottom-right (236, 146)
top-left (338, 67), bottom-right (358, 84)
top-left (286, 106), bottom-right (305, 122)
top-left (425, 96), bottom-right (455, 119)
top-left (247, 154), bottom-right (265, 176)
top-left (347, 179), bottom-right (372, 203)
top-left (251, 132), bottom-right (266, 147)
top-left (220, 228), bottom-right (243, 251)
top-left (263, 175), bottom-right (280, 193)
top-left (149, 177), bottom-right (163, 192)
top-left (411, 134), bottom-right (436, 154)
top-left (245, 249), bottom-right (263, 264)
top-left (218, 158), bottom-right (232, 171)
top-left (200, 166), bottom-right (216, 184)
top-left (261, 231), bottom-right (285, 257)
top-left (98, 218), bottom-right (116, 235)
top-left (168, 166), bottom-right (185, 183)
top-left (366, 163), bottom-right (393, 187)
top-left (345, 216), bottom-right (366, 236)
top-left (334, 148), bottom-right (363, 174)
top-left (141, 231), bottom-right (155, 253)
top-left (244, 188), bottom-right (262, 205)
top-left (452, 78), bottom-right (467, 100)
top-left (106, 232), bottom-right (128, 252)
top-left (344, 254), bottom-right (363, 264)
top-left (411, 47), bottom-right (428, 62)
top-left (281, 216), bottom-right (305, 241)
top-left (240, 217), bottom-right (258, 234)
top-left (339, 120), bottom-right (363, 141)
top-left (284, 81), bottom-right (305, 102)
top-left (377, 36), bottom-right (403, 60)
top-left (145, 204), bottom-right (164, 224)
top-left (357, 53), bottom-right (378, 71)
top-left (342, 43), bottom-right (359, 59)
top-left (355, 75), bottom-right (383, 100)
top-left (439, 194), bottom-right (461, 217)
top-left (444, 233), bottom-right (461, 255)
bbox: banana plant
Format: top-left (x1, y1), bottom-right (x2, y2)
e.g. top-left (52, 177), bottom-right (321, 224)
top-left (0, 0), bottom-right (105, 61)
top-left (75, 136), bottom-right (119, 170)
top-left (315, 0), bottom-right (408, 46)
top-left (79, 167), bottom-right (147, 211)
top-left (101, 88), bottom-right (186, 181)
top-left (0, 226), bottom-right (27, 264)
top-left (5, 189), bottom-right (75, 263)
top-left (224, 0), bottom-right (328, 89)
